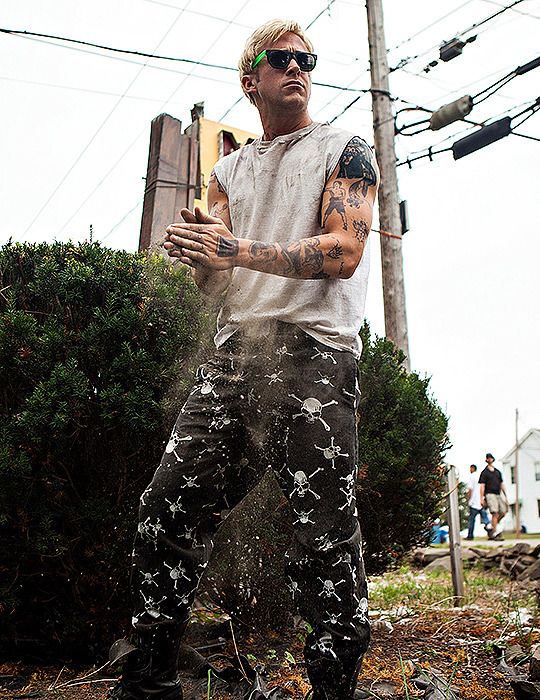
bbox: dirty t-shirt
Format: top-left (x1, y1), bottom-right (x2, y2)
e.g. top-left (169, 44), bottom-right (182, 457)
top-left (212, 122), bottom-right (371, 358)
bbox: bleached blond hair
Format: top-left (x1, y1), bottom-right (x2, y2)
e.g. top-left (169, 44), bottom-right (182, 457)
top-left (238, 19), bottom-right (314, 104)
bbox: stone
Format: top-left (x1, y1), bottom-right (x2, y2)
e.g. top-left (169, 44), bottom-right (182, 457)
top-left (371, 619), bottom-right (394, 634)
top-left (510, 679), bottom-right (540, 700)
top-left (421, 548), bottom-right (451, 565)
top-left (519, 560), bottom-right (540, 582)
top-left (530, 646), bottom-right (540, 681)
top-left (461, 548), bottom-right (479, 561)
top-left (506, 543), bottom-right (532, 557)
top-left (425, 555), bottom-right (452, 572)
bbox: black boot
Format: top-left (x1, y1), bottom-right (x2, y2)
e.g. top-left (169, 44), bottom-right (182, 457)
top-left (305, 639), bottom-right (364, 700)
top-left (108, 627), bottom-right (183, 700)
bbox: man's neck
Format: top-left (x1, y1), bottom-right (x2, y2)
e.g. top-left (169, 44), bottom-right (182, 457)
top-left (259, 110), bottom-right (313, 141)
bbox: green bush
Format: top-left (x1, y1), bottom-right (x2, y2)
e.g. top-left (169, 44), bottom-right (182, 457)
top-left (0, 242), bottom-right (449, 656)
top-left (356, 324), bottom-right (450, 574)
top-left (0, 241), bottom-right (207, 659)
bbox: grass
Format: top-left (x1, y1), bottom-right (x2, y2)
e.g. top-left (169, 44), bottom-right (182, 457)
top-left (368, 562), bottom-right (537, 614)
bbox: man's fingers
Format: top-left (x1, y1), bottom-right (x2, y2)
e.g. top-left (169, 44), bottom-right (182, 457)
top-left (194, 206), bottom-right (223, 225)
top-left (179, 208), bottom-right (197, 224)
top-left (169, 234), bottom-right (206, 252)
top-left (167, 223), bottom-right (213, 234)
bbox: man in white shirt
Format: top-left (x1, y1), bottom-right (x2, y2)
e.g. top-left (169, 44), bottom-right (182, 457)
top-left (466, 464), bottom-right (492, 540)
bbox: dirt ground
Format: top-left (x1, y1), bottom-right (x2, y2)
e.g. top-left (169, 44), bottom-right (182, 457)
top-left (1, 559), bottom-right (537, 700)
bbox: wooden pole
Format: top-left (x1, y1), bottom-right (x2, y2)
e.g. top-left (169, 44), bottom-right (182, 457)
top-left (446, 465), bottom-right (465, 603)
top-left (139, 113), bottom-right (198, 256)
top-left (515, 408), bottom-right (521, 537)
top-left (366, 0), bottom-right (410, 370)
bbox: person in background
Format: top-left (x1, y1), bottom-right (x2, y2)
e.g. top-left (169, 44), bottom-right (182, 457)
top-left (465, 464), bottom-right (492, 540)
top-left (479, 453), bottom-right (508, 541)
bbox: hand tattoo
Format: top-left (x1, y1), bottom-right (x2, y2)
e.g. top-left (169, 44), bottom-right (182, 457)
top-left (216, 236), bottom-right (239, 258)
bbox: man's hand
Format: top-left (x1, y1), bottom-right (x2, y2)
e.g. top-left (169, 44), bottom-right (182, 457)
top-left (165, 208), bottom-right (239, 271)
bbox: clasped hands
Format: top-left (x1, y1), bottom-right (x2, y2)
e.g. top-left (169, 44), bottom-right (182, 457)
top-left (164, 207), bottom-right (239, 270)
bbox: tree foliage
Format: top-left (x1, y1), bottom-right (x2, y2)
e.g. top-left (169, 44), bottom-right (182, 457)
top-left (356, 325), bottom-right (450, 574)
top-left (0, 241), bottom-right (207, 658)
top-left (0, 242), bottom-right (449, 657)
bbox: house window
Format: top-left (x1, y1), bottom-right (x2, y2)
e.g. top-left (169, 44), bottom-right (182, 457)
top-left (511, 467), bottom-right (515, 484)
top-left (537, 499), bottom-right (540, 519)
top-left (536, 462), bottom-right (540, 481)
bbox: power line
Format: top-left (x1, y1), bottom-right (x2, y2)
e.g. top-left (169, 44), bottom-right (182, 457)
top-left (100, 198), bottom-right (144, 244)
top-left (0, 27), bottom-right (238, 73)
top-left (56, 0), bottom-right (253, 238)
top-left (0, 72), bottom-right (236, 99)
top-left (477, 0), bottom-right (540, 19)
top-left (396, 97), bottom-right (540, 167)
top-left (20, 2), bottom-right (194, 237)
top-left (389, 0), bottom-right (528, 75)
top-left (140, 0), bottom-right (254, 29)
top-left (387, 0), bottom-right (475, 53)
top-left (217, 0), bottom-right (344, 123)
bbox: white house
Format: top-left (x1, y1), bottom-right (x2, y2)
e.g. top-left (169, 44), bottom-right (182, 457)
top-left (500, 428), bottom-right (540, 533)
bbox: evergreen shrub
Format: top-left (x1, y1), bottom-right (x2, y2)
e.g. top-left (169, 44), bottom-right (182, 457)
top-left (0, 241), bottom-right (206, 659)
top-left (356, 324), bottom-right (450, 575)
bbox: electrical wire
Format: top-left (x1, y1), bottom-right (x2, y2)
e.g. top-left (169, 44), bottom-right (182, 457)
top-left (56, 0), bottom-right (253, 238)
top-left (477, 0), bottom-right (540, 19)
top-left (217, 0), bottom-right (345, 123)
top-left (306, 0), bottom-right (337, 30)
top-left (389, 0), bottom-right (528, 75)
top-left (0, 27), bottom-right (238, 72)
top-left (387, 0), bottom-right (475, 53)
top-left (140, 0), bottom-right (254, 29)
top-left (100, 198), bottom-right (144, 244)
top-left (396, 97), bottom-right (540, 167)
top-left (395, 54), bottom-right (540, 135)
top-left (21, 2), bottom-right (194, 237)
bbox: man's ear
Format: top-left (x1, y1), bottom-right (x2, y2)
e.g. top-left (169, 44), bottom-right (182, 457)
top-left (241, 73), bottom-right (258, 99)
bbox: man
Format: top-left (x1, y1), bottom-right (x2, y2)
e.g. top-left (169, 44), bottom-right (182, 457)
top-left (465, 464), bottom-right (492, 540)
top-left (479, 453), bottom-right (508, 541)
top-left (110, 19), bottom-right (379, 700)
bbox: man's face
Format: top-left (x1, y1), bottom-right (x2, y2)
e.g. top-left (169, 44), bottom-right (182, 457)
top-left (250, 32), bottom-right (312, 112)
top-left (486, 456), bottom-right (494, 465)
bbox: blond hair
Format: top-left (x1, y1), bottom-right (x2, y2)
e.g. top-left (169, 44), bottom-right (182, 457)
top-left (238, 19), bottom-right (314, 104)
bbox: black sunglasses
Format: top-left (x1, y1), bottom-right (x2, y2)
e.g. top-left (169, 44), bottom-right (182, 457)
top-left (252, 49), bottom-right (317, 72)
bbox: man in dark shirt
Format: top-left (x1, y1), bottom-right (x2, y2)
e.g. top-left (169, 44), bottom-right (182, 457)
top-left (479, 452), bottom-right (508, 540)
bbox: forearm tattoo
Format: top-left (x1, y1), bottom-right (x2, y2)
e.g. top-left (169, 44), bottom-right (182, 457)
top-left (217, 236), bottom-right (239, 257)
top-left (247, 237), bottom-right (325, 279)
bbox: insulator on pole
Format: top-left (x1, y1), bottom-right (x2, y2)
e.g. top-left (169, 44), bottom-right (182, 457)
top-left (429, 96), bottom-right (473, 131)
top-left (452, 116), bottom-right (512, 160)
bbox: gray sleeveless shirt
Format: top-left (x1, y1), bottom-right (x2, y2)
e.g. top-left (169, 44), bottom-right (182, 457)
top-left (212, 121), bottom-right (371, 358)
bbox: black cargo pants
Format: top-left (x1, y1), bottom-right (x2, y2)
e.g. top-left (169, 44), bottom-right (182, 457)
top-left (131, 323), bottom-right (369, 695)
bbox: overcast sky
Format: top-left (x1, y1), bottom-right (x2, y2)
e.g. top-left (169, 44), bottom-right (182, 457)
top-left (1, 0), bottom-right (539, 478)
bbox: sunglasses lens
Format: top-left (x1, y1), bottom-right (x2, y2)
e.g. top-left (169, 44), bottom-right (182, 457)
top-left (265, 50), bottom-right (317, 71)
top-left (298, 53), bottom-right (316, 71)
top-left (267, 50), bottom-right (291, 69)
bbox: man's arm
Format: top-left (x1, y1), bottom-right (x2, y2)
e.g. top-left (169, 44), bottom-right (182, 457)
top-left (164, 170), bottom-right (233, 296)
top-left (166, 137), bottom-right (379, 280)
top-left (479, 483), bottom-right (485, 504)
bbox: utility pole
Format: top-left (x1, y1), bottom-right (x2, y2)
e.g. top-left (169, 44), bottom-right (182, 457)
top-left (515, 408), bottom-right (521, 537)
top-left (446, 465), bottom-right (465, 603)
top-left (366, 0), bottom-right (410, 370)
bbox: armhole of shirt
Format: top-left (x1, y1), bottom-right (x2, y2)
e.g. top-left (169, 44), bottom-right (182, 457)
top-left (212, 162), bottom-right (229, 197)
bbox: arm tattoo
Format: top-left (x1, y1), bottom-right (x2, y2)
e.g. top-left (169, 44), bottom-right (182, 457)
top-left (249, 241), bottom-right (278, 262)
top-left (352, 219), bottom-right (369, 243)
top-left (209, 169), bottom-right (226, 194)
top-left (216, 236), bottom-right (239, 258)
top-left (210, 201), bottom-right (229, 218)
top-left (326, 237), bottom-right (344, 260)
top-left (281, 238), bottom-right (324, 276)
top-left (338, 137), bottom-right (378, 189)
top-left (322, 181), bottom-right (348, 230)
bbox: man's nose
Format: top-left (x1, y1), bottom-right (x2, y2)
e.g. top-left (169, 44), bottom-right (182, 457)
top-left (285, 58), bottom-right (301, 75)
